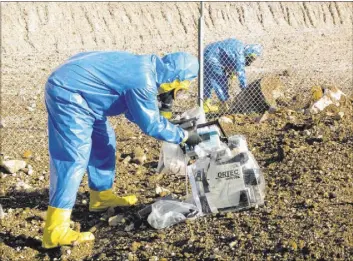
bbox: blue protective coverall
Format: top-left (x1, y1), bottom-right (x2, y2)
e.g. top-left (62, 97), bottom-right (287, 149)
top-left (45, 51), bottom-right (199, 209)
top-left (204, 39), bottom-right (262, 101)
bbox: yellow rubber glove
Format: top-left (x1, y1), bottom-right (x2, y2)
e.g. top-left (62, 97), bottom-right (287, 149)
top-left (160, 110), bottom-right (172, 119)
top-left (203, 99), bottom-right (219, 113)
top-left (42, 206), bottom-right (95, 249)
top-left (89, 189), bottom-right (138, 212)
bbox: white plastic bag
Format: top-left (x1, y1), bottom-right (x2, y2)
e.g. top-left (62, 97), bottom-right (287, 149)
top-left (178, 106), bottom-right (206, 125)
top-left (156, 142), bottom-right (187, 175)
top-left (147, 200), bottom-right (198, 229)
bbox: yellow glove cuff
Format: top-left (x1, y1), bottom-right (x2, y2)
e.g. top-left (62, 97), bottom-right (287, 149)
top-left (160, 110), bottom-right (172, 119)
top-left (180, 130), bottom-right (189, 144)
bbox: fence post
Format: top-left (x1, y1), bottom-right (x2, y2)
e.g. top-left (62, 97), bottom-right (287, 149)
top-left (198, 1), bottom-right (204, 108)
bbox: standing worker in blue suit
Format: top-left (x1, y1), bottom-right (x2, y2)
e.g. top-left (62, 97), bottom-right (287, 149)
top-left (42, 51), bottom-right (201, 248)
top-left (203, 39), bottom-right (263, 113)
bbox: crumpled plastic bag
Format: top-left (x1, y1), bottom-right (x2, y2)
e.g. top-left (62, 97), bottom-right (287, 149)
top-left (156, 142), bottom-right (187, 175)
top-left (147, 200), bottom-right (198, 229)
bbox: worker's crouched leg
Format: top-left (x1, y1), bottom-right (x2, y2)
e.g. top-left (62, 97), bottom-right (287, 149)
top-left (42, 207), bottom-right (95, 249)
top-left (89, 189), bottom-right (138, 212)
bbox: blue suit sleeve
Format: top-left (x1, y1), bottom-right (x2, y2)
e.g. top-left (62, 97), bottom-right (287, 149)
top-left (124, 87), bottom-right (186, 144)
top-left (235, 54), bottom-right (247, 89)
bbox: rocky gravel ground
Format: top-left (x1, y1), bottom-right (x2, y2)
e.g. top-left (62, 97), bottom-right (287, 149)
top-left (1, 87), bottom-right (352, 261)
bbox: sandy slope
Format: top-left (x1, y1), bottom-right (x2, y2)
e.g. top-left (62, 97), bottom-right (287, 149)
top-left (1, 2), bottom-right (352, 54)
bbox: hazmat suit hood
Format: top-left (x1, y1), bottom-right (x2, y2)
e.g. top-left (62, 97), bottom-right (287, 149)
top-left (244, 44), bottom-right (263, 57)
top-left (155, 52), bottom-right (199, 90)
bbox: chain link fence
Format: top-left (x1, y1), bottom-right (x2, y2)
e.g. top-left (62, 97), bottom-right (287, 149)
top-left (200, 2), bottom-right (352, 119)
top-left (201, 5), bottom-right (352, 118)
top-left (1, 2), bottom-right (352, 162)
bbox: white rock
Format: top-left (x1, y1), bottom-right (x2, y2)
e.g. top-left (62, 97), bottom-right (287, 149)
top-left (122, 156), bottom-right (131, 165)
top-left (258, 111), bottom-right (270, 123)
top-left (108, 215), bottom-right (124, 226)
top-left (0, 204), bottom-right (5, 219)
top-left (1, 160), bottom-right (27, 174)
top-left (15, 181), bottom-right (32, 191)
top-left (155, 185), bottom-right (170, 195)
top-left (219, 116), bottom-right (233, 124)
top-left (229, 241), bottom-right (237, 248)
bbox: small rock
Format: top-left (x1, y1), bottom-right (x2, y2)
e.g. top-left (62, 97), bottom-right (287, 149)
top-left (33, 156), bottom-right (41, 162)
top-left (130, 241), bottom-right (141, 252)
top-left (133, 147), bottom-right (147, 165)
top-left (0, 120), bottom-right (5, 128)
top-left (280, 69), bottom-right (291, 77)
top-left (155, 185), bottom-right (170, 196)
top-left (149, 173), bottom-right (164, 184)
top-left (98, 253), bottom-right (107, 260)
top-left (108, 215), bottom-right (124, 226)
top-left (122, 156), bottom-right (132, 165)
top-left (127, 252), bottom-right (135, 261)
top-left (22, 150), bottom-right (33, 159)
top-left (66, 249), bottom-right (71, 255)
top-left (289, 240), bottom-right (298, 251)
top-left (334, 111), bottom-right (345, 120)
top-left (303, 130), bottom-right (311, 136)
top-left (225, 212), bottom-right (234, 219)
top-left (219, 116), bottom-right (233, 124)
top-left (15, 181), bottom-right (32, 191)
top-left (229, 241), bottom-right (237, 248)
top-left (124, 223), bottom-right (134, 232)
top-left (258, 111), bottom-right (269, 123)
top-left (298, 240), bottom-right (305, 249)
top-left (311, 86), bottom-right (323, 102)
top-left (1, 160), bottom-right (27, 174)
top-left (0, 204), bottom-right (5, 219)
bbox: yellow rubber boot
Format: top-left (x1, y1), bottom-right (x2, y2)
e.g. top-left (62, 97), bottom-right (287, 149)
top-left (203, 99), bottom-right (219, 113)
top-left (42, 206), bottom-right (95, 249)
top-left (89, 189), bottom-right (138, 212)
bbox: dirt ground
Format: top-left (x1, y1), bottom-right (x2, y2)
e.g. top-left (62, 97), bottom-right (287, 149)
top-left (1, 96), bottom-right (353, 261)
top-left (1, 2), bottom-right (353, 261)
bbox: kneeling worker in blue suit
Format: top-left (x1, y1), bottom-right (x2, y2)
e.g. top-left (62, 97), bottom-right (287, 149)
top-left (42, 51), bottom-right (201, 248)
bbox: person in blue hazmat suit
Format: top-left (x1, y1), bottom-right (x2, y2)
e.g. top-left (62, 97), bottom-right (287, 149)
top-left (42, 51), bottom-right (201, 248)
top-left (203, 39), bottom-right (263, 113)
